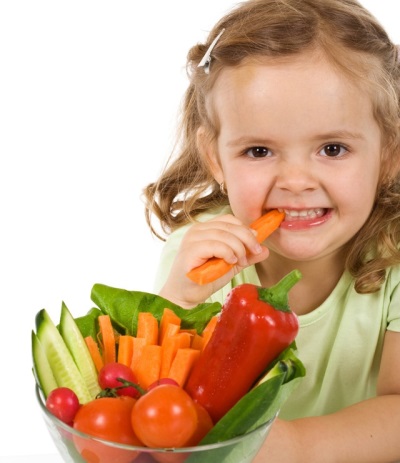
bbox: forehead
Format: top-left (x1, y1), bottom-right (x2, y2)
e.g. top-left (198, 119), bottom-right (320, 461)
top-left (208, 52), bottom-right (379, 140)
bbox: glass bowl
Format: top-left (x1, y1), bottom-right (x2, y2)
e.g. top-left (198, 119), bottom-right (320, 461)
top-left (36, 385), bottom-right (275, 463)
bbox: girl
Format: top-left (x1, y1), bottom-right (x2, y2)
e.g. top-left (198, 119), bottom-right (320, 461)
top-left (143, 0), bottom-right (400, 461)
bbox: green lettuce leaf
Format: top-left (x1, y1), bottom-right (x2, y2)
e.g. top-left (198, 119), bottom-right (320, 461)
top-left (74, 284), bottom-right (221, 337)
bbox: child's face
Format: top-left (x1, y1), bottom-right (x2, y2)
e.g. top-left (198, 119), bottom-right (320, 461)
top-left (206, 52), bottom-right (382, 262)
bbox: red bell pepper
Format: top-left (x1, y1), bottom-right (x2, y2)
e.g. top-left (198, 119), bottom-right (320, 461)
top-left (185, 270), bottom-right (301, 423)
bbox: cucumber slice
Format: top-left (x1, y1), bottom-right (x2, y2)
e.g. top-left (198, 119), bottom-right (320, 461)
top-left (59, 302), bottom-right (101, 398)
top-left (35, 308), bottom-right (92, 404)
top-left (31, 330), bottom-right (58, 398)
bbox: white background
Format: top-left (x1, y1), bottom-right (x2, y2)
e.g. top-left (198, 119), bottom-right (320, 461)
top-left (0, 0), bottom-right (399, 459)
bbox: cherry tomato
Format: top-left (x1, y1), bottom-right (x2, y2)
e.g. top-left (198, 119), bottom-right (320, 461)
top-left (151, 402), bottom-right (213, 463)
top-left (131, 385), bottom-right (197, 448)
top-left (98, 362), bottom-right (140, 398)
top-left (184, 401), bottom-right (214, 446)
top-left (147, 377), bottom-right (179, 390)
top-left (73, 396), bottom-right (142, 463)
top-left (46, 387), bottom-right (80, 425)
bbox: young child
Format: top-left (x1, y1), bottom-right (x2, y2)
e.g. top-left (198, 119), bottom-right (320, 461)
top-left (143, 0), bottom-right (400, 461)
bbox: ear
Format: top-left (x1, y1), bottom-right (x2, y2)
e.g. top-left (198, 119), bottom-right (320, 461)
top-left (196, 126), bottom-right (224, 184)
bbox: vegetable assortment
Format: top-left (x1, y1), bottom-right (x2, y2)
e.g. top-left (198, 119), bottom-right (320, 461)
top-left (32, 274), bottom-right (305, 462)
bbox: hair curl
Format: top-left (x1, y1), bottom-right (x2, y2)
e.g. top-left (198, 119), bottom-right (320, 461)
top-left (143, 0), bottom-right (400, 293)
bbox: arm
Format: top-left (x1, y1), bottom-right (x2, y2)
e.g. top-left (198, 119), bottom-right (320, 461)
top-left (255, 330), bottom-right (400, 463)
top-left (158, 214), bottom-right (269, 308)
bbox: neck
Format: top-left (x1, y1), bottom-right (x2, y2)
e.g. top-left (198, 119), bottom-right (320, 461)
top-left (256, 250), bottom-right (347, 315)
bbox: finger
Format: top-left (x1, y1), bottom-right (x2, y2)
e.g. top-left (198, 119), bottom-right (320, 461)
top-left (181, 238), bottom-right (241, 268)
top-left (186, 222), bottom-right (262, 260)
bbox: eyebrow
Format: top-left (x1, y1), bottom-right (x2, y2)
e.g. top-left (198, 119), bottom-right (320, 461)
top-left (226, 130), bottom-right (365, 147)
top-left (312, 130), bottom-right (365, 141)
top-left (226, 136), bottom-right (273, 147)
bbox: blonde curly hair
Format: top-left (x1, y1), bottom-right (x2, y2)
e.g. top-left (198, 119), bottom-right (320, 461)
top-left (143, 0), bottom-right (400, 293)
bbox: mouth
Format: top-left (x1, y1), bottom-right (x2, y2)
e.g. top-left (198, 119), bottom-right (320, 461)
top-left (278, 208), bottom-right (327, 221)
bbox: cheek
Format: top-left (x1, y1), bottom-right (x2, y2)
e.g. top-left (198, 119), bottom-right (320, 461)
top-left (226, 175), bottom-right (269, 220)
top-left (336, 169), bottom-right (378, 218)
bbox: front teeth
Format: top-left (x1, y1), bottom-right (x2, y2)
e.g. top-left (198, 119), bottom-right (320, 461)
top-left (279, 208), bottom-right (325, 220)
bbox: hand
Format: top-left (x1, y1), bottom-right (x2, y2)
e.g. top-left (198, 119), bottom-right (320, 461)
top-left (158, 214), bottom-right (270, 308)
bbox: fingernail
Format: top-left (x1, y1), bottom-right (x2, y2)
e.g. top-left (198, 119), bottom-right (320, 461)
top-left (227, 255), bottom-right (238, 264)
top-left (253, 244), bottom-right (263, 254)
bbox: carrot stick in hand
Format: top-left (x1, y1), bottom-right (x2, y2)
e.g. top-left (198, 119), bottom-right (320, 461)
top-left (186, 209), bottom-right (285, 285)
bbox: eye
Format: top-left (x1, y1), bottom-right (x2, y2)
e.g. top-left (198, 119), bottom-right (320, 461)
top-left (320, 144), bottom-right (348, 158)
top-left (244, 146), bottom-right (272, 158)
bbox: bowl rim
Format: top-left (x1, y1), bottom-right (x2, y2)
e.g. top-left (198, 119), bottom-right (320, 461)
top-left (36, 384), bottom-right (276, 454)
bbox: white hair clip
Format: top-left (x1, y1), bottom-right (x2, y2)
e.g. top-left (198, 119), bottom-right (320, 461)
top-left (198, 29), bottom-right (225, 74)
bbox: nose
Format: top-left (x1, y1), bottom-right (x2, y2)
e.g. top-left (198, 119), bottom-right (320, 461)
top-left (274, 158), bottom-right (318, 194)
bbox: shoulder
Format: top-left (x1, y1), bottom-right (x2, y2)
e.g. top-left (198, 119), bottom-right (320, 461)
top-left (384, 265), bottom-right (400, 331)
top-left (385, 264), bottom-right (400, 290)
top-left (345, 265), bottom-right (400, 332)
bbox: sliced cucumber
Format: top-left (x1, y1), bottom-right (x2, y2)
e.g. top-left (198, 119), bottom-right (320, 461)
top-left (59, 302), bottom-right (100, 398)
top-left (31, 330), bottom-right (58, 398)
top-left (35, 308), bottom-right (92, 404)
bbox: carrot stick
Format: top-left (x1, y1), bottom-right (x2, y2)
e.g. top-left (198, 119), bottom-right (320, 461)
top-left (176, 332), bottom-right (192, 348)
top-left (160, 335), bottom-right (180, 379)
top-left (84, 336), bottom-right (104, 373)
top-left (130, 337), bottom-right (147, 371)
top-left (191, 333), bottom-right (205, 351)
top-left (137, 312), bottom-right (159, 345)
top-left (160, 332), bottom-right (192, 378)
top-left (179, 328), bottom-right (197, 336)
top-left (159, 308), bottom-right (181, 344)
top-left (168, 348), bottom-right (201, 387)
top-left (249, 209), bottom-right (285, 241)
top-left (186, 209), bottom-right (285, 285)
top-left (98, 314), bottom-right (116, 365)
top-left (134, 344), bottom-right (162, 389)
top-left (201, 315), bottom-right (219, 349)
top-left (202, 315), bottom-right (218, 336)
top-left (161, 322), bottom-right (181, 345)
top-left (117, 335), bottom-right (135, 367)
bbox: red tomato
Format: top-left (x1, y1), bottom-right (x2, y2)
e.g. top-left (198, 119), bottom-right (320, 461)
top-left (98, 362), bottom-right (140, 398)
top-left (46, 387), bottom-right (80, 425)
top-left (184, 401), bottom-right (214, 446)
top-left (73, 396), bottom-right (142, 463)
top-left (131, 385), bottom-right (197, 448)
top-left (147, 377), bottom-right (179, 391)
top-left (152, 399), bottom-right (214, 463)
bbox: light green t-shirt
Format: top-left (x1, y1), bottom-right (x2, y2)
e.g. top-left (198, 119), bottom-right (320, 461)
top-left (154, 209), bottom-right (400, 420)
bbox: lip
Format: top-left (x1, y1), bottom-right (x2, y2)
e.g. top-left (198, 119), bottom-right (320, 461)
top-left (278, 208), bottom-right (333, 231)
